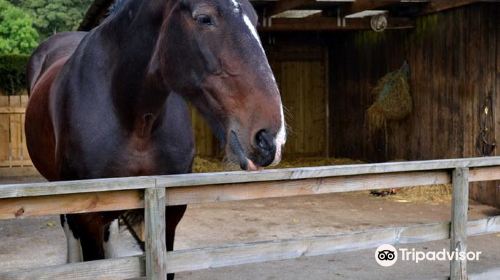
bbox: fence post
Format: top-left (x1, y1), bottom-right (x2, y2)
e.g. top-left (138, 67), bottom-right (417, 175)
top-left (145, 183), bottom-right (167, 280)
top-left (450, 167), bottom-right (469, 280)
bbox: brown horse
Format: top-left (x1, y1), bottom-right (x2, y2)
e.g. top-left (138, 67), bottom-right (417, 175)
top-left (25, 0), bottom-right (285, 278)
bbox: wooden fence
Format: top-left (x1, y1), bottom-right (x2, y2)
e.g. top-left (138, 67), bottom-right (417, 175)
top-left (0, 95), bottom-right (31, 169)
top-left (0, 157), bottom-right (500, 279)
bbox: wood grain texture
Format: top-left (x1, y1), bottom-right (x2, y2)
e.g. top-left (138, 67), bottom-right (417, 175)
top-left (0, 190), bottom-right (143, 219)
top-left (0, 256), bottom-right (144, 280)
top-left (165, 171), bottom-right (450, 206)
top-left (327, 3), bottom-right (500, 206)
top-left (145, 187), bottom-right (167, 280)
top-left (450, 167), bottom-right (469, 280)
top-left (469, 166), bottom-right (500, 182)
top-left (2, 216), bottom-right (499, 278)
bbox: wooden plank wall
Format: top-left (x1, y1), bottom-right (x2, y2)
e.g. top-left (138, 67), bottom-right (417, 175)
top-left (0, 95), bottom-right (31, 168)
top-left (269, 45), bottom-right (329, 158)
top-left (328, 3), bottom-right (499, 206)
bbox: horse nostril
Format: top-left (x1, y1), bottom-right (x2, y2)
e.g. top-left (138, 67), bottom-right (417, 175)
top-left (255, 129), bottom-right (273, 152)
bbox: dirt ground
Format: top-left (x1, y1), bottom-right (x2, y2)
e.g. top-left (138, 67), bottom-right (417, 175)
top-left (1, 176), bottom-right (500, 279)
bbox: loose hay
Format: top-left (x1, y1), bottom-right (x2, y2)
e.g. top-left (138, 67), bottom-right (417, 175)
top-left (366, 62), bottom-right (412, 132)
top-left (388, 184), bottom-right (452, 203)
top-left (192, 157), bottom-right (364, 173)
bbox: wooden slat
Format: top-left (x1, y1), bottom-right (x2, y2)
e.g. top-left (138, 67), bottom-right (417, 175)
top-left (0, 177), bottom-right (155, 198)
top-left (1, 157), bottom-right (500, 199)
top-left (469, 166), bottom-right (500, 182)
top-left (0, 96), bottom-right (9, 163)
top-left (0, 190), bottom-right (143, 219)
top-left (450, 167), bottom-right (469, 280)
top-left (2, 216), bottom-right (499, 278)
top-left (0, 171), bottom-right (448, 218)
top-left (0, 256), bottom-right (144, 280)
top-left (9, 97), bottom-right (22, 163)
top-left (145, 187), bottom-right (167, 280)
top-left (165, 171), bottom-right (450, 206)
top-left (156, 157), bottom-right (500, 188)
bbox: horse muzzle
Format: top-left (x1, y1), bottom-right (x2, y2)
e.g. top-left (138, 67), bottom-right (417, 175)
top-left (229, 130), bottom-right (280, 171)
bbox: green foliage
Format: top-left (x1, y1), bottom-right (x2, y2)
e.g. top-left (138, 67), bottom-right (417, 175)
top-left (0, 54), bottom-right (29, 95)
top-left (14, 0), bottom-right (93, 39)
top-left (0, 0), bottom-right (39, 54)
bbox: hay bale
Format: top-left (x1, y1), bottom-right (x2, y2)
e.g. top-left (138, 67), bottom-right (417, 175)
top-left (366, 62), bottom-right (412, 132)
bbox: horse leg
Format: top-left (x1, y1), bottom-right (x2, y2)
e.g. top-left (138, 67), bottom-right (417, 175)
top-left (60, 215), bottom-right (83, 262)
top-left (165, 205), bottom-right (187, 280)
top-left (64, 212), bottom-right (120, 261)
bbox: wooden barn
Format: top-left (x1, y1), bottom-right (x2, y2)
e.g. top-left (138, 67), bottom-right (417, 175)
top-left (1, 0), bottom-right (499, 203)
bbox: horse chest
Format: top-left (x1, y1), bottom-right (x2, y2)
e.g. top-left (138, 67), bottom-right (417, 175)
top-left (121, 137), bottom-right (157, 176)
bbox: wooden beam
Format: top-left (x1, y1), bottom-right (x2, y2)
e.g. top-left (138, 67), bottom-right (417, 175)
top-left (270, 0), bottom-right (318, 16)
top-left (342, 0), bottom-right (404, 17)
top-left (165, 171), bottom-right (450, 206)
top-left (469, 166), bottom-right (500, 182)
top-left (260, 16), bottom-right (414, 32)
top-left (1, 157), bottom-right (500, 199)
top-left (0, 256), bottom-right (145, 280)
top-left (450, 167), bottom-right (469, 280)
top-left (145, 187), bottom-right (167, 280)
top-left (419, 0), bottom-right (484, 15)
top-left (0, 171), bottom-right (449, 218)
top-left (3, 162), bottom-right (499, 219)
top-left (0, 190), bottom-right (143, 219)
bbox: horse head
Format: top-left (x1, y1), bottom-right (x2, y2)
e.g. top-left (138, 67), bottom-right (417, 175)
top-left (153, 0), bottom-right (286, 171)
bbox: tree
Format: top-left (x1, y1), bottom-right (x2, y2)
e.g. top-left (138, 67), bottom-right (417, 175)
top-left (14, 0), bottom-right (93, 39)
top-left (0, 0), bottom-right (38, 54)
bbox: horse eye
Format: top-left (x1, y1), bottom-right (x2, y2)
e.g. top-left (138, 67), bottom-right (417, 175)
top-left (196, 14), bottom-right (214, 26)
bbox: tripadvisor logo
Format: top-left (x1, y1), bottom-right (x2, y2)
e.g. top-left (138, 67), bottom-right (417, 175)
top-left (375, 244), bottom-right (398, 267)
top-left (375, 244), bottom-right (482, 267)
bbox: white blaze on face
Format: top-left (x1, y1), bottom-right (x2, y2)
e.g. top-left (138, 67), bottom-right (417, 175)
top-left (241, 12), bottom-right (286, 165)
top-left (272, 105), bottom-right (287, 166)
top-left (243, 14), bottom-right (266, 55)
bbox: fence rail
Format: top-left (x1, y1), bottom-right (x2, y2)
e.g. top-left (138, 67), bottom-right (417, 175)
top-left (1, 157), bottom-right (500, 279)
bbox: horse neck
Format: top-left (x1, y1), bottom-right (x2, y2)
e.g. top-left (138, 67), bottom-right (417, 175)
top-left (101, 0), bottom-right (176, 134)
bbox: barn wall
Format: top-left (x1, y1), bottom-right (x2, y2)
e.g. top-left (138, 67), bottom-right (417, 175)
top-left (328, 3), bottom-right (499, 205)
top-left (268, 44), bottom-right (329, 158)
